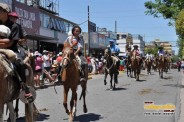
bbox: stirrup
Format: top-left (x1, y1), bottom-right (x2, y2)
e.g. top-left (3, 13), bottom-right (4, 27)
top-left (25, 93), bottom-right (34, 103)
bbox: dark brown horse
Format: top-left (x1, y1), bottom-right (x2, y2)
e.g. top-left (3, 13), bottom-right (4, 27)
top-left (126, 53), bottom-right (132, 77)
top-left (0, 51), bottom-right (35, 122)
top-left (61, 42), bottom-right (88, 122)
top-left (131, 52), bottom-right (142, 81)
top-left (104, 48), bottom-right (118, 90)
top-left (145, 56), bottom-right (152, 75)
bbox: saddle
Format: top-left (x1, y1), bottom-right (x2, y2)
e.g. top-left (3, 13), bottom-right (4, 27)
top-left (0, 49), bottom-right (16, 76)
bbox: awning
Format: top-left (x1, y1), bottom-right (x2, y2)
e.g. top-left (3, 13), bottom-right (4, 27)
top-left (26, 34), bottom-right (58, 40)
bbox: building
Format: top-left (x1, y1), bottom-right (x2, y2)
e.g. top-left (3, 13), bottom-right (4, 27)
top-left (132, 34), bottom-right (145, 56)
top-left (11, 0), bottom-right (77, 52)
top-left (116, 32), bottom-right (133, 56)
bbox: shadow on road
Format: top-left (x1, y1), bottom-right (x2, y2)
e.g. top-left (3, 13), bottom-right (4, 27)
top-left (16, 113), bottom-right (50, 122)
top-left (163, 84), bottom-right (184, 88)
top-left (162, 76), bottom-right (173, 80)
top-left (106, 87), bottom-right (127, 91)
top-left (137, 79), bottom-right (147, 82)
top-left (75, 113), bottom-right (103, 122)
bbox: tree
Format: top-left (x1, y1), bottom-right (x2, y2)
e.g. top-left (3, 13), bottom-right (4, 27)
top-left (145, 0), bottom-right (184, 23)
top-left (145, 47), bottom-right (159, 56)
top-left (144, 0), bottom-right (184, 56)
top-left (175, 9), bottom-right (184, 37)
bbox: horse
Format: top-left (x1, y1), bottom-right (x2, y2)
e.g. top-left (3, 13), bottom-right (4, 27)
top-left (131, 52), bottom-right (142, 81)
top-left (158, 55), bottom-right (166, 78)
top-left (152, 58), bottom-right (158, 72)
top-left (61, 42), bottom-right (88, 122)
top-left (14, 52), bottom-right (37, 119)
top-left (0, 50), bottom-right (35, 122)
top-left (165, 56), bottom-right (172, 72)
top-left (126, 53), bottom-right (132, 77)
top-left (104, 48), bottom-right (118, 90)
top-left (145, 56), bottom-right (152, 75)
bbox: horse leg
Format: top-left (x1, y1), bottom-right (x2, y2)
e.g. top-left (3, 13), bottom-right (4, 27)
top-left (0, 104), bottom-right (4, 122)
top-left (110, 74), bottom-right (113, 90)
top-left (79, 82), bottom-right (87, 113)
top-left (25, 103), bottom-right (34, 122)
top-left (104, 70), bottom-right (108, 85)
top-left (63, 87), bottom-right (70, 114)
top-left (69, 89), bottom-right (77, 121)
top-left (14, 99), bottom-right (19, 118)
top-left (7, 102), bottom-right (16, 122)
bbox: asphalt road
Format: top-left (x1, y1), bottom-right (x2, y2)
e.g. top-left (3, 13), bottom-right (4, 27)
top-left (4, 69), bottom-right (182, 122)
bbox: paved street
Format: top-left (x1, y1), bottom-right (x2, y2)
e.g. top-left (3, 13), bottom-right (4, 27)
top-left (4, 69), bottom-right (183, 122)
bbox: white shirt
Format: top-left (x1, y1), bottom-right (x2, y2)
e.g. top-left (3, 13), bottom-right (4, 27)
top-left (42, 54), bottom-right (51, 68)
top-left (65, 36), bottom-right (83, 49)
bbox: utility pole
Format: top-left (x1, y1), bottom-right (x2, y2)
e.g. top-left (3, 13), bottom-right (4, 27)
top-left (88, 5), bottom-right (90, 55)
top-left (115, 20), bottom-right (117, 33)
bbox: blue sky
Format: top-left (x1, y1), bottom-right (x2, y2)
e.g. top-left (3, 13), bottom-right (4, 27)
top-left (59, 0), bottom-right (178, 53)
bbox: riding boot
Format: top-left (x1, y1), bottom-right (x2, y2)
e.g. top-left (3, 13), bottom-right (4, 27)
top-left (14, 59), bottom-right (33, 103)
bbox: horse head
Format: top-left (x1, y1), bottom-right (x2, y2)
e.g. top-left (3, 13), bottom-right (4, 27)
top-left (61, 42), bottom-right (75, 69)
top-left (104, 48), bottom-right (111, 59)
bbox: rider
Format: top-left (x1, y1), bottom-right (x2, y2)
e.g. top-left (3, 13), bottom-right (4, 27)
top-left (108, 39), bottom-right (120, 82)
top-left (157, 47), bottom-right (165, 60)
top-left (0, 3), bottom-right (33, 102)
top-left (145, 51), bottom-right (153, 61)
top-left (132, 45), bottom-right (140, 62)
top-left (59, 26), bottom-right (86, 83)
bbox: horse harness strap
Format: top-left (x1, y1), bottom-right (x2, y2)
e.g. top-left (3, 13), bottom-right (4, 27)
top-left (0, 53), bottom-right (14, 76)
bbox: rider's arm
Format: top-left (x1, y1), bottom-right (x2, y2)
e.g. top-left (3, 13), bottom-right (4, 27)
top-left (74, 43), bottom-right (82, 55)
top-left (0, 38), bottom-right (14, 48)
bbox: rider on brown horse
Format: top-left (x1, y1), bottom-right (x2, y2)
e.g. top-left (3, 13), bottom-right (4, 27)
top-left (58, 26), bottom-right (87, 83)
top-left (108, 39), bottom-right (120, 82)
top-left (0, 3), bottom-right (33, 102)
top-left (145, 51), bottom-right (153, 62)
top-left (131, 45), bottom-right (141, 64)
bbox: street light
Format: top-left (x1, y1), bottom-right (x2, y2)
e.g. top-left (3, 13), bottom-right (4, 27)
top-left (88, 5), bottom-right (90, 56)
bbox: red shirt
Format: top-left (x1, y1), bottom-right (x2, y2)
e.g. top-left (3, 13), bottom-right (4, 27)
top-left (56, 56), bottom-right (63, 63)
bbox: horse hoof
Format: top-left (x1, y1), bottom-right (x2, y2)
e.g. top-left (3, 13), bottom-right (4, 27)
top-left (83, 105), bottom-right (88, 113)
top-left (104, 81), bottom-right (107, 85)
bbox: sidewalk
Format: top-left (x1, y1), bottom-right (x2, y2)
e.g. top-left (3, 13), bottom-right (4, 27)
top-left (178, 72), bottom-right (184, 122)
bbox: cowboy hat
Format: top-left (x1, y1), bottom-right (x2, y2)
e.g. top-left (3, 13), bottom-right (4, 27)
top-left (8, 12), bottom-right (19, 18)
top-left (0, 3), bottom-right (11, 13)
top-left (109, 39), bottom-right (115, 43)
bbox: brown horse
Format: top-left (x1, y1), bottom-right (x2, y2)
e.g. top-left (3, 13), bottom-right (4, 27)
top-left (158, 55), bottom-right (166, 78)
top-left (131, 52), bottom-right (142, 81)
top-left (0, 52), bottom-right (35, 122)
top-left (61, 42), bottom-right (88, 122)
top-left (104, 48), bottom-right (118, 90)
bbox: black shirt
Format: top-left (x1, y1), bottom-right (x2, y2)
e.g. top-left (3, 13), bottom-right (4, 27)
top-left (0, 19), bottom-right (20, 52)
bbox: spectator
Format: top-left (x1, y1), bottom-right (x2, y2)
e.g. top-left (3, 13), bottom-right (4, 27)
top-left (56, 52), bottom-right (63, 64)
top-left (34, 51), bottom-right (43, 87)
top-left (177, 58), bottom-right (181, 72)
top-left (181, 59), bottom-right (184, 74)
top-left (42, 50), bottom-right (51, 82)
top-left (87, 55), bottom-right (92, 73)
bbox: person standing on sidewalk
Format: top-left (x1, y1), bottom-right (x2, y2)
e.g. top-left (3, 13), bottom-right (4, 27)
top-left (177, 58), bottom-right (181, 72)
top-left (181, 59), bottom-right (184, 74)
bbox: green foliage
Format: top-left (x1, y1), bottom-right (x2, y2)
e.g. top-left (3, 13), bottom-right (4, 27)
top-left (145, 47), bottom-right (159, 56)
top-left (144, 0), bottom-right (184, 23)
top-left (175, 10), bottom-right (184, 37)
top-left (171, 55), bottom-right (179, 62)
